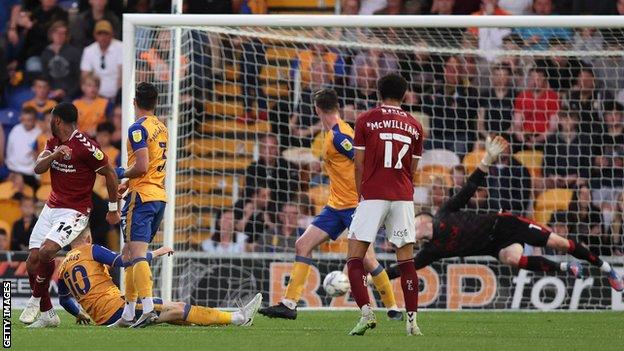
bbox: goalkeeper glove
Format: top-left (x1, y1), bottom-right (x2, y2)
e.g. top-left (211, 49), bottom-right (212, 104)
top-left (480, 136), bottom-right (508, 167)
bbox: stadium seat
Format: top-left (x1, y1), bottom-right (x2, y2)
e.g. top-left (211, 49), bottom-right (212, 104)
top-left (0, 182), bottom-right (34, 200)
top-left (205, 101), bottom-right (246, 118)
top-left (0, 220), bottom-right (11, 236)
top-left (267, 0), bottom-right (336, 13)
top-left (265, 47), bottom-right (299, 62)
top-left (0, 109), bottom-right (20, 127)
top-left (176, 175), bottom-right (241, 194)
top-left (174, 212), bottom-right (214, 230)
top-left (259, 65), bottom-right (290, 82)
top-left (463, 148), bottom-right (486, 174)
top-left (224, 64), bottom-right (239, 81)
top-left (200, 120), bottom-right (271, 134)
top-left (514, 150), bottom-right (544, 179)
top-left (533, 188), bottom-right (574, 225)
top-left (36, 184), bottom-right (52, 202)
top-left (0, 200), bottom-right (22, 227)
top-left (414, 165), bottom-right (453, 188)
top-left (262, 82), bottom-right (290, 97)
top-left (184, 139), bottom-right (255, 156)
top-left (418, 149), bottom-right (461, 170)
top-left (320, 235), bottom-right (348, 253)
top-left (214, 82), bottom-right (243, 97)
top-left (177, 194), bottom-right (234, 209)
top-left (178, 157), bottom-right (252, 171)
top-left (308, 184), bottom-right (330, 214)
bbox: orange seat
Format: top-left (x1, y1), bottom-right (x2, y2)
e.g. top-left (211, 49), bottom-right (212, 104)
top-left (514, 150), bottom-right (544, 179)
top-left (308, 185), bottom-right (330, 215)
top-left (533, 188), bottom-right (574, 225)
top-left (0, 200), bottom-right (22, 229)
top-left (463, 149), bottom-right (486, 174)
top-left (414, 165), bottom-right (452, 188)
top-left (320, 235), bottom-right (348, 253)
top-left (36, 184), bottom-right (52, 202)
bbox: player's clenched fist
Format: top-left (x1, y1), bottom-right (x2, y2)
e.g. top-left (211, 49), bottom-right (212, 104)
top-left (53, 145), bottom-right (72, 160)
top-left (481, 135), bottom-right (509, 167)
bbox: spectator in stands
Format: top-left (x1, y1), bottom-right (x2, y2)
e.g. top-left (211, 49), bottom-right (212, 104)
top-left (235, 185), bottom-right (275, 252)
top-left (513, 67), bottom-right (560, 149)
top-left (74, 73), bottom-right (113, 136)
top-left (290, 42), bottom-right (344, 146)
top-left (350, 39), bottom-right (398, 90)
top-left (245, 134), bottom-right (300, 216)
top-left (16, 0), bottom-right (68, 74)
top-left (23, 76), bottom-right (56, 119)
top-left (71, 0), bottom-right (121, 49)
top-left (598, 101), bottom-right (624, 160)
top-left (10, 196), bottom-right (37, 251)
top-left (592, 41), bottom-right (624, 98)
top-left (110, 104), bottom-right (122, 149)
top-left (95, 122), bottom-right (119, 166)
top-left (40, 21), bottom-right (81, 101)
top-left (513, 0), bottom-right (572, 50)
top-left (568, 185), bottom-right (603, 247)
top-left (5, 107), bottom-right (41, 189)
top-left (487, 144), bottom-right (532, 216)
top-left (203, 209), bottom-right (248, 254)
top-left (238, 37), bottom-right (267, 122)
top-left (429, 0), bottom-right (455, 14)
top-left (609, 191), bottom-right (624, 256)
top-left (498, 0), bottom-right (532, 14)
top-left (398, 39), bottom-right (438, 99)
top-left (467, 0), bottom-right (511, 62)
top-left (262, 202), bottom-right (304, 253)
top-left (592, 144), bottom-right (624, 212)
top-left (535, 39), bottom-right (583, 93)
top-left (80, 20), bottom-right (122, 100)
top-left (542, 110), bottom-right (592, 188)
top-left (573, 28), bottom-right (604, 53)
top-left (342, 63), bottom-right (378, 122)
top-left (566, 66), bottom-right (607, 143)
top-left (35, 110), bottom-right (52, 158)
top-left (421, 54), bottom-right (479, 156)
top-left (478, 63), bottom-right (516, 139)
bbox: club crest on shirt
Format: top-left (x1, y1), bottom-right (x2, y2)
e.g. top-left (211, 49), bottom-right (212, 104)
top-left (340, 139), bottom-right (353, 151)
top-left (93, 149), bottom-right (104, 161)
top-left (132, 129), bottom-right (142, 143)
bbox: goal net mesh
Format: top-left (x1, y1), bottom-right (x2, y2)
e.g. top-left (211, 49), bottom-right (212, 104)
top-left (129, 23), bottom-right (624, 310)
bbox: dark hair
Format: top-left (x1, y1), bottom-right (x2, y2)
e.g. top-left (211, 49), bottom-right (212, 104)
top-left (377, 73), bottom-right (408, 101)
top-left (21, 106), bottom-right (38, 118)
top-left (0, 228), bottom-right (6, 236)
top-left (32, 75), bottom-right (50, 85)
top-left (96, 121), bottom-right (115, 134)
top-left (604, 100), bottom-right (624, 112)
top-left (135, 82), bottom-right (159, 111)
top-left (51, 102), bottom-right (78, 124)
top-left (493, 62), bottom-right (512, 75)
top-left (578, 65), bottom-right (595, 77)
top-left (529, 66), bottom-right (548, 76)
top-left (313, 88), bottom-right (339, 113)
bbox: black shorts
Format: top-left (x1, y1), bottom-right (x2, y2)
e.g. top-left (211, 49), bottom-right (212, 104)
top-left (484, 213), bottom-right (552, 258)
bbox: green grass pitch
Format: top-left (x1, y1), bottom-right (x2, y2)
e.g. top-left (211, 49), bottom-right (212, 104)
top-left (10, 310), bottom-right (623, 351)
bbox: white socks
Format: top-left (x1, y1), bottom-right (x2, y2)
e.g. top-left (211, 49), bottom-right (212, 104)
top-left (600, 261), bottom-right (612, 273)
top-left (122, 301), bottom-right (136, 321)
top-left (281, 299), bottom-right (297, 310)
top-left (141, 297), bottom-right (154, 313)
top-left (361, 304), bottom-right (373, 317)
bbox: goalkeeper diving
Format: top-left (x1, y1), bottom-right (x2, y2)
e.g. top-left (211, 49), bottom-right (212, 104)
top-left (389, 136), bottom-right (623, 291)
top-left (57, 230), bottom-right (263, 327)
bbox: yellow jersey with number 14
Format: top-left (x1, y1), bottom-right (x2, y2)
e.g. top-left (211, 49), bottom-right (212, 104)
top-left (126, 115), bottom-right (168, 202)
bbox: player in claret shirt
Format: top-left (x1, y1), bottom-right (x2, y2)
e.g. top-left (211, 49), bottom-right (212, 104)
top-left (19, 102), bottom-right (121, 328)
top-left (346, 73), bottom-right (424, 336)
top-left (405, 136), bottom-right (624, 292)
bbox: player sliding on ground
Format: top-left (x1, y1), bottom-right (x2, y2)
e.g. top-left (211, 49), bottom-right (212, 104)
top-left (259, 88), bottom-right (403, 320)
top-left (346, 74), bottom-right (424, 336)
top-left (57, 230), bottom-right (263, 327)
top-left (392, 136), bottom-right (623, 292)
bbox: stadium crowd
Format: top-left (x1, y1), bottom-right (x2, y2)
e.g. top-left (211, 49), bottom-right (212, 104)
top-left (0, 0), bottom-right (624, 257)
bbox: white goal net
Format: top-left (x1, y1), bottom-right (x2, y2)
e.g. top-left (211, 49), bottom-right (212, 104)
top-left (122, 15), bottom-right (624, 310)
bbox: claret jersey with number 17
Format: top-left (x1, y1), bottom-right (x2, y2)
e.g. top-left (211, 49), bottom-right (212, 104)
top-left (353, 104), bottom-right (424, 201)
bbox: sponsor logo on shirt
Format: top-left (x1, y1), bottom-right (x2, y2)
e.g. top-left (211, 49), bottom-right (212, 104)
top-left (393, 228), bottom-right (409, 238)
top-left (93, 149), bottom-right (104, 161)
top-left (132, 130), bottom-right (143, 143)
top-left (340, 139), bottom-right (353, 151)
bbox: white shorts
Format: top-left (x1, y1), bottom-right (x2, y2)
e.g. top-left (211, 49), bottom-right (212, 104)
top-left (348, 200), bottom-right (415, 248)
top-left (29, 205), bottom-right (90, 250)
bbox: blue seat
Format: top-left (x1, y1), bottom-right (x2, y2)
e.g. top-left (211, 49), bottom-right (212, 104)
top-left (5, 86), bottom-right (33, 110)
top-left (0, 109), bottom-right (20, 127)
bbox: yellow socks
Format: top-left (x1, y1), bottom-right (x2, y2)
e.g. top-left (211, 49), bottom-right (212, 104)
top-left (283, 256), bottom-right (315, 306)
top-left (133, 259), bottom-right (153, 299)
top-left (122, 265), bottom-right (138, 320)
top-left (371, 265), bottom-right (397, 309)
top-left (185, 305), bottom-right (232, 325)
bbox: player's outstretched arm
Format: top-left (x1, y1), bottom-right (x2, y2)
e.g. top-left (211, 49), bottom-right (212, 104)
top-left (33, 146), bottom-right (70, 174)
top-left (439, 136), bottom-right (508, 214)
top-left (97, 163), bottom-right (121, 225)
top-left (91, 244), bottom-right (171, 267)
top-left (57, 279), bottom-right (81, 317)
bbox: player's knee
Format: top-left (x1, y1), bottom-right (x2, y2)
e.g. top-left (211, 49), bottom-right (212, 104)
top-left (499, 249), bottom-right (521, 266)
top-left (294, 237), bottom-right (312, 257)
top-left (548, 234), bottom-right (569, 252)
top-left (26, 251), bottom-right (39, 272)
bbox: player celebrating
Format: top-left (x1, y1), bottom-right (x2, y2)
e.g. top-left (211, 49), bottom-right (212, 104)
top-left (111, 82), bottom-right (168, 328)
top-left (57, 230), bottom-right (262, 327)
top-left (346, 73), bottom-right (424, 336)
top-left (404, 136), bottom-right (624, 291)
top-left (259, 88), bottom-right (402, 320)
top-left (19, 102), bottom-right (120, 328)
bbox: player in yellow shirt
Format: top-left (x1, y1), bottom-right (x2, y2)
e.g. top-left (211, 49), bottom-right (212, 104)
top-left (57, 230), bottom-right (262, 327)
top-left (259, 88), bottom-right (401, 320)
top-left (111, 82), bottom-right (168, 328)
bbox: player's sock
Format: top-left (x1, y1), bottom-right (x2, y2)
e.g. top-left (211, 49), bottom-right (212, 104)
top-left (370, 265), bottom-right (397, 309)
top-left (518, 256), bottom-right (559, 272)
top-left (398, 259), bottom-right (418, 312)
top-left (567, 239), bottom-right (604, 267)
top-left (123, 265), bottom-right (138, 320)
top-left (35, 259), bottom-right (56, 312)
top-left (282, 256), bottom-right (314, 309)
top-left (132, 258), bottom-right (154, 313)
top-left (184, 304), bottom-right (232, 326)
top-left (347, 257), bottom-right (370, 308)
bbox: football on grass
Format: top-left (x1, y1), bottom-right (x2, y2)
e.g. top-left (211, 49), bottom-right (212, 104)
top-left (323, 271), bottom-right (350, 297)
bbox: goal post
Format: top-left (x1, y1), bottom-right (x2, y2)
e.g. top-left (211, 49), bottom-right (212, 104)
top-left (122, 14), bottom-right (624, 310)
